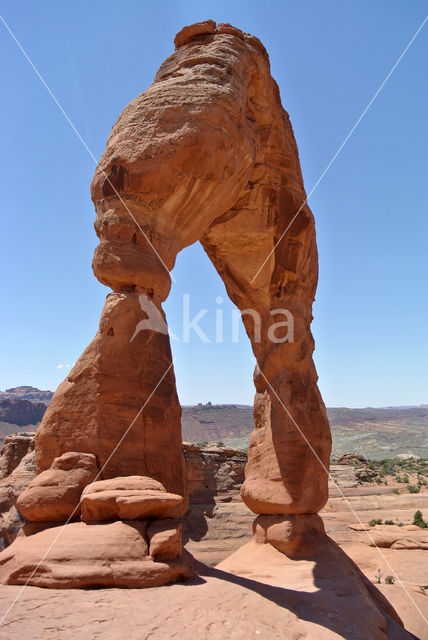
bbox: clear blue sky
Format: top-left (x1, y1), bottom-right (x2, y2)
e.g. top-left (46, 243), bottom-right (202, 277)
top-left (0, 1), bottom-right (426, 408)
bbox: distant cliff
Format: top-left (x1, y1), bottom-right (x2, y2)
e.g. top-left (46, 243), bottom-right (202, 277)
top-left (0, 387), bottom-right (52, 437)
top-left (0, 398), bottom-right (46, 429)
top-left (0, 386), bottom-right (53, 405)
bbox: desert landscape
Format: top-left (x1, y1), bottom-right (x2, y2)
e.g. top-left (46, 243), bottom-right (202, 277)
top-left (0, 430), bottom-right (427, 637)
top-left (0, 7), bottom-right (426, 640)
top-left (0, 391), bottom-right (427, 638)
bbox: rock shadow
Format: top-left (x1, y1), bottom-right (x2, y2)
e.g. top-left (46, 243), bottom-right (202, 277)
top-left (192, 537), bottom-right (413, 640)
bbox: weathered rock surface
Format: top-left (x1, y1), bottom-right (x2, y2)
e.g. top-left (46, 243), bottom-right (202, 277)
top-left (34, 292), bottom-right (187, 504)
top-left (16, 452), bottom-right (98, 522)
top-left (0, 433), bottom-right (34, 479)
top-left (0, 436), bottom-right (36, 549)
top-left (352, 523), bottom-right (428, 550)
top-left (81, 475), bottom-right (185, 521)
top-left (147, 519), bottom-right (183, 559)
top-left (183, 443), bottom-right (246, 504)
top-left (0, 520), bottom-right (194, 589)
top-left (253, 513), bottom-right (327, 556)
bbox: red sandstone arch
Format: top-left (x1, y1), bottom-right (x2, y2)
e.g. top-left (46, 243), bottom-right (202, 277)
top-left (35, 20), bottom-right (331, 516)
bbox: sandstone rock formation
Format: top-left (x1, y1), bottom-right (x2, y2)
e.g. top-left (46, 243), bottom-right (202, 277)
top-left (35, 18), bottom-right (330, 519)
top-left (80, 475), bottom-right (185, 521)
top-left (0, 434), bottom-right (35, 549)
top-left (0, 520), bottom-right (194, 588)
top-left (0, 22), bottom-right (411, 635)
top-left (0, 433), bottom-right (35, 479)
top-left (16, 452), bottom-right (99, 522)
top-left (348, 523), bottom-right (428, 550)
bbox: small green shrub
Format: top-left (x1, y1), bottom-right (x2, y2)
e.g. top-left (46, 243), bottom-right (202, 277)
top-left (384, 520), bottom-right (394, 525)
top-left (216, 441), bottom-right (225, 448)
top-left (385, 575), bottom-right (395, 585)
top-left (392, 488), bottom-right (399, 495)
top-left (413, 510), bottom-right (427, 528)
top-left (196, 441), bottom-right (208, 448)
top-left (408, 484), bottom-right (420, 494)
top-left (369, 519), bottom-right (382, 527)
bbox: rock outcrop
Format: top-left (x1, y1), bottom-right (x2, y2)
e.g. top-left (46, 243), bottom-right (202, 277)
top-left (0, 434), bottom-right (36, 549)
top-left (80, 476), bottom-right (185, 522)
top-left (33, 18), bottom-right (331, 520)
top-left (0, 433), bottom-right (35, 479)
top-left (0, 520), bottom-right (194, 588)
top-left (16, 452), bottom-right (99, 522)
top-left (0, 22), bottom-right (410, 635)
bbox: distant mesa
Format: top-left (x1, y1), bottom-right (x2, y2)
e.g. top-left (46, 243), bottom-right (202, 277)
top-left (1, 386), bottom-right (53, 405)
top-left (0, 387), bottom-right (427, 459)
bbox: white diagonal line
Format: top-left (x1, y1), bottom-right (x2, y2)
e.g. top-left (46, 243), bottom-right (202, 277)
top-left (0, 362), bottom-right (173, 627)
top-left (0, 14), bottom-right (175, 283)
top-left (257, 366), bottom-right (428, 625)
top-left (251, 14), bottom-right (428, 284)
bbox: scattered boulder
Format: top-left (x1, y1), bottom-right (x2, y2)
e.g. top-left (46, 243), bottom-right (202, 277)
top-left (0, 520), bottom-right (194, 588)
top-left (16, 452), bottom-right (98, 522)
top-left (355, 468), bottom-right (378, 482)
top-left (81, 476), bottom-right (185, 522)
top-left (337, 453), bottom-right (368, 465)
top-left (147, 519), bottom-right (182, 559)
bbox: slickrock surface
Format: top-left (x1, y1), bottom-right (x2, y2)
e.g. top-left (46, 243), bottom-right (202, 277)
top-left (0, 544), bottom-right (415, 640)
top-left (218, 538), bottom-right (410, 639)
top-left (348, 524), bottom-right (428, 550)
